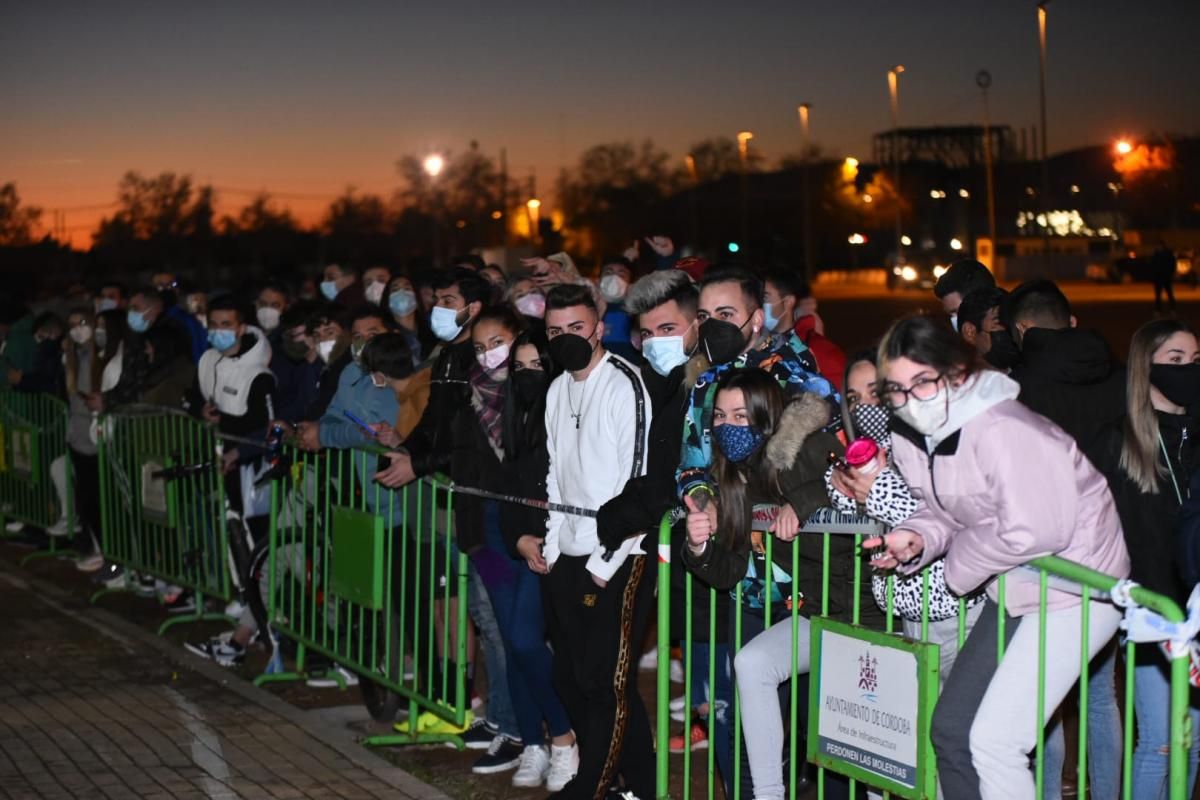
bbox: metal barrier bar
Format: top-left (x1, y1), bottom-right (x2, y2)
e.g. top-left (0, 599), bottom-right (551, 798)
top-left (253, 444), bottom-right (470, 748)
top-left (0, 390), bottom-right (76, 564)
top-left (655, 512), bottom-right (1194, 800)
top-left (92, 407), bottom-right (234, 631)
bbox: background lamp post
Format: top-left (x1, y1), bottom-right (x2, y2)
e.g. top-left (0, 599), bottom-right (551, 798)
top-left (888, 65), bottom-right (905, 264)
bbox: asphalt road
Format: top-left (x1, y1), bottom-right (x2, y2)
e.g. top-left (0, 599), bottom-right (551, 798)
top-left (813, 281), bottom-right (1200, 362)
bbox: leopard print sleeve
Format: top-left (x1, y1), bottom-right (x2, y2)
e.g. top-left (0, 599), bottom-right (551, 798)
top-left (863, 466), bottom-right (919, 528)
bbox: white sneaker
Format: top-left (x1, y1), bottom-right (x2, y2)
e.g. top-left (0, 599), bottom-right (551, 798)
top-left (511, 744), bottom-right (549, 788)
top-left (224, 599), bottom-right (245, 619)
top-left (305, 665), bottom-right (360, 688)
top-left (5, 520), bottom-right (25, 533)
top-left (638, 647), bottom-right (657, 671)
top-left (45, 517), bottom-right (71, 537)
top-left (546, 742), bottom-right (580, 792)
top-left (669, 658), bottom-right (685, 684)
top-left (75, 551), bottom-right (105, 573)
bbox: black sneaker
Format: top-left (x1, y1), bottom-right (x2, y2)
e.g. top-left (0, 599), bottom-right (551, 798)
top-left (471, 734), bottom-right (524, 774)
top-left (447, 716), bottom-right (498, 751)
top-left (184, 637), bottom-right (245, 667)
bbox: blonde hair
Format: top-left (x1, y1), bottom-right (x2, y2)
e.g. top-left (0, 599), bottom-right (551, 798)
top-left (1120, 319), bottom-right (1195, 493)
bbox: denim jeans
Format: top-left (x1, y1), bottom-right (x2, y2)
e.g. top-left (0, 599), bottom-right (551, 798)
top-left (1042, 639), bottom-right (1121, 800)
top-left (467, 565), bottom-right (519, 739)
top-left (479, 498), bottom-right (570, 745)
top-left (1132, 644), bottom-right (1200, 799)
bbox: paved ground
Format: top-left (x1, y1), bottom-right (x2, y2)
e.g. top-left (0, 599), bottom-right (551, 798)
top-left (0, 559), bottom-right (447, 800)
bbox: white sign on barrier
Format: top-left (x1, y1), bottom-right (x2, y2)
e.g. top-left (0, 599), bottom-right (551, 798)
top-left (814, 626), bottom-right (925, 791)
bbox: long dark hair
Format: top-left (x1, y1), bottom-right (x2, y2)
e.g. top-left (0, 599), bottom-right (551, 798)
top-left (1122, 318), bottom-right (1197, 493)
top-left (712, 369), bottom-right (787, 553)
top-left (502, 328), bottom-right (562, 460)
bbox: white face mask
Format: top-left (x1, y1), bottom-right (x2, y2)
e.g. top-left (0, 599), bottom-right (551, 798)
top-left (514, 292), bottom-right (546, 319)
top-left (256, 306), bottom-right (281, 332)
top-left (364, 280), bottom-right (386, 306)
top-left (600, 274), bottom-right (629, 302)
top-left (893, 384), bottom-right (950, 435)
top-left (70, 325), bottom-right (93, 345)
top-left (316, 339), bottom-right (337, 364)
top-left (430, 305), bottom-right (465, 342)
top-left (641, 334), bottom-right (689, 377)
top-left (477, 342), bottom-right (511, 372)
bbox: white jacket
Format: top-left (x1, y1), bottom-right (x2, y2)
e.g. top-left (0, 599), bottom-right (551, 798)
top-left (198, 326), bottom-right (273, 417)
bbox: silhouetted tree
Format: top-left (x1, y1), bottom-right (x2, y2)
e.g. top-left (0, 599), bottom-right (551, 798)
top-left (561, 139), bottom-right (678, 259)
top-left (0, 183), bottom-right (43, 246)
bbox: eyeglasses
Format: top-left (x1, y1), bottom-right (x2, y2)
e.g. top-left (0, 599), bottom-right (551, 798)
top-left (879, 375), bottom-right (944, 409)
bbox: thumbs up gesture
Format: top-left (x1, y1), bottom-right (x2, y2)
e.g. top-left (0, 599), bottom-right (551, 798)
top-left (684, 493), bottom-right (719, 553)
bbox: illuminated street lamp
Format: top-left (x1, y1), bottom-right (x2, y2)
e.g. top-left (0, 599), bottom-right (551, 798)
top-left (1115, 139), bottom-right (1133, 155)
top-left (1037, 2), bottom-right (1051, 257)
top-left (888, 65), bottom-right (906, 263)
top-left (526, 198), bottom-right (541, 244)
top-left (737, 131), bottom-right (754, 251)
top-left (423, 154), bottom-right (445, 178)
top-left (424, 153), bottom-right (445, 263)
top-left (798, 103), bottom-right (814, 281)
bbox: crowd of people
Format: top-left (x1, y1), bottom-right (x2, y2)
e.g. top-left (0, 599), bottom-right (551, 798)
top-left (0, 239), bottom-right (1195, 800)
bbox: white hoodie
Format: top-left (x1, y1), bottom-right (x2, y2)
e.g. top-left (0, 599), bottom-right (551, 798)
top-left (198, 326), bottom-right (273, 417)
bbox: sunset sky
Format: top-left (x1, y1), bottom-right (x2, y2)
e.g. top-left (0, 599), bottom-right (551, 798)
top-left (3, 1), bottom-right (1198, 248)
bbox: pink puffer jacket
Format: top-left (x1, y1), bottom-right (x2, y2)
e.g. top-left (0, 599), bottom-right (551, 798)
top-left (891, 371), bottom-right (1130, 617)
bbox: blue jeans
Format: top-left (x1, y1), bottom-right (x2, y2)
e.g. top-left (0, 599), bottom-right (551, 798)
top-left (1042, 640), bottom-right (1121, 800)
top-left (467, 565), bottom-right (519, 739)
top-left (487, 549), bottom-right (572, 744)
top-left (1132, 645), bottom-right (1200, 799)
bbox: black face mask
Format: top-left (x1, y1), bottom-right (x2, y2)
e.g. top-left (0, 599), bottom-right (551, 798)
top-left (700, 317), bottom-right (751, 365)
top-left (984, 329), bottom-right (1022, 370)
top-left (548, 332), bottom-right (595, 372)
top-left (512, 369), bottom-right (549, 407)
top-left (282, 338), bottom-right (310, 362)
top-left (1150, 363), bottom-right (1200, 408)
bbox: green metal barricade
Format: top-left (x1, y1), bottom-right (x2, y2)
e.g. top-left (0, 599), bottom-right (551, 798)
top-left (655, 511), bottom-right (1194, 800)
top-left (0, 389), bottom-right (76, 564)
top-left (95, 406), bottom-right (234, 632)
top-left (254, 445), bottom-right (470, 748)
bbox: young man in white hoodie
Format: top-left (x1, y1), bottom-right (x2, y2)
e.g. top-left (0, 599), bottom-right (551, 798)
top-left (542, 283), bottom-right (654, 800)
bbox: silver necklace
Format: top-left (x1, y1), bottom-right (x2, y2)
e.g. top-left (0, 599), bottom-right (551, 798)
top-left (567, 377), bottom-right (587, 429)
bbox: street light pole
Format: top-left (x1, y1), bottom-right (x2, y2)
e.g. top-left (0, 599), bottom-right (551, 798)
top-left (798, 103), bottom-right (814, 282)
top-left (976, 70), bottom-right (997, 256)
top-left (888, 65), bottom-right (905, 264)
top-left (423, 154), bottom-right (445, 265)
top-left (1037, 1), bottom-right (1051, 258)
top-left (737, 131), bottom-right (754, 252)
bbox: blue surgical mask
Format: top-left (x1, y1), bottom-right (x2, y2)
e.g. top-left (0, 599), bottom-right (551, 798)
top-left (712, 423), bottom-right (766, 463)
top-left (642, 335), bottom-right (688, 377)
top-left (127, 309), bottom-right (149, 333)
top-left (208, 328), bottom-right (237, 352)
top-left (763, 302), bottom-right (782, 332)
top-left (95, 298), bottom-right (118, 313)
top-left (389, 289), bottom-right (418, 317)
top-left (430, 306), bottom-right (464, 342)
top-left (320, 280), bottom-right (339, 301)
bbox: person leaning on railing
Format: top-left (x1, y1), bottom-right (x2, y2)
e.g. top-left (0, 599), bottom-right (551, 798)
top-left (683, 368), bottom-right (882, 800)
top-left (1088, 318), bottom-right (1200, 799)
top-left (865, 315), bottom-right (1130, 800)
top-left (825, 349), bottom-right (985, 682)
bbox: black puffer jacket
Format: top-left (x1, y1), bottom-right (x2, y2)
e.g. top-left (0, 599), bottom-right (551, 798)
top-left (1089, 411), bottom-right (1197, 607)
top-left (404, 339), bottom-right (475, 478)
top-left (1011, 327), bottom-right (1125, 451)
top-left (681, 392), bottom-right (884, 627)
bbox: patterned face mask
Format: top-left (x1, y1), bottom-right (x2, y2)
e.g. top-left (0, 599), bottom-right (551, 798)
top-left (851, 403), bottom-right (892, 449)
top-left (712, 423), bottom-right (766, 463)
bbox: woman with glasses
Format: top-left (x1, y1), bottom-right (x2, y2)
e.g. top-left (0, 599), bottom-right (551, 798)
top-left (825, 351), bottom-right (986, 682)
top-left (865, 316), bottom-right (1129, 800)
